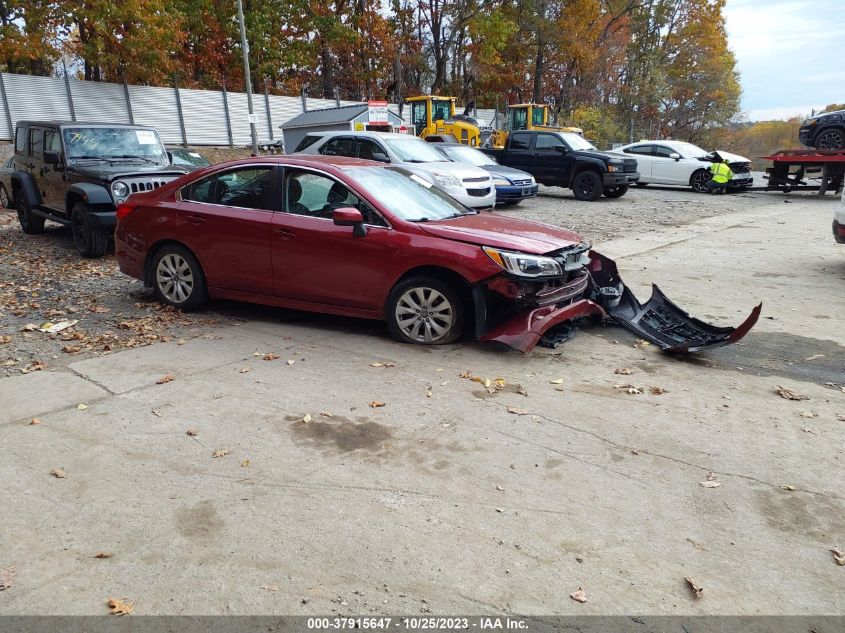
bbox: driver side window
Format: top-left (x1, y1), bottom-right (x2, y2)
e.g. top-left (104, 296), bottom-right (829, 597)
top-left (285, 170), bottom-right (387, 226)
top-left (534, 134), bottom-right (562, 151)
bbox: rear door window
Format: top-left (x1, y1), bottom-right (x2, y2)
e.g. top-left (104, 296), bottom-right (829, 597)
top-left (625, 144), bottom-right (653, 155)
top-left (295, 135), bottom-right (322, 152)
top-left (182, 166), bottom-right (276, 211)
top-left (509, 133), bottom-right (531, 150)
top-left (15, 126), bottom-right (27, 154)
top-left (318, 137), bottom-right (356, 157)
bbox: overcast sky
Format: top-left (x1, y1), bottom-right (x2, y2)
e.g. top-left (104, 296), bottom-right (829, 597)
top-left (724, 0), bottom-right (845, 121)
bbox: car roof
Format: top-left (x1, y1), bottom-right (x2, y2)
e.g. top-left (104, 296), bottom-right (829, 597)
top-left (319, 130), bottom-right (419, 140)
top-left (16, 121), bottom-right (160, 130)
top-left (203, 155), bottom-right (385, 171)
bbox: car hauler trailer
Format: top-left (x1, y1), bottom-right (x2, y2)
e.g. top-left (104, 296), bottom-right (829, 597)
top-left (757, 149), bottom-right (845, 195)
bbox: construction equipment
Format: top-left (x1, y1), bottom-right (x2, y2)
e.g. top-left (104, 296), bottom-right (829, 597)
top-left (405, 96), bottom-right (488, 146)
top-left (488, 103), bottom-right (583, 149)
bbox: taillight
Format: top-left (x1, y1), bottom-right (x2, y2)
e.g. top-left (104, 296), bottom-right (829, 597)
top-left (116, 202), bottom-right (139, 221)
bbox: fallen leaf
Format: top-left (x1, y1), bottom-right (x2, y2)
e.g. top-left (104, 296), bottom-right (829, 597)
top-left (616, 384), bottom-right (642, 395)
top-left (570, 587), bottom-right (587, 603)
top-left (108, 598), bottom-right (134, 616)
top-left (156, 374), bottom-right (175, 384)
top-left (211, 449), bottom-right (230, 458)
top-left (186, 428), bottom-right (198, 437)
top-left (62, 345), bottom-right (81, 354)
top-left (151, 409), bottom-right (162, 418)
top-left (507, 406), bottom-right (528, 415)
top-left (650, 386), bottom-right (667, 395)
top-left (831, 548), bottom-right (845, 566)
top-left (89, 305), bottom-right (110, 313)
top-left (425, 389), bottom-right (432, 398)
top-left (319, 411), bottom-right (332, 418)
top-left (51, 468), bottom-right (66, 479)
top-left (37, 320), bottom-right (77, 333)
top-left (263, 353), bottom-right (280, 361)
top-left (94, 552), bottom-right (113, 559)
top-left (368, 401), bottom-right (386, 408)
top-left (549, 378), bottom-right (564, 385)
top-left (685, 538), bottom-right (706, 551)
top-left (799, 411), bottom-right (816, 419)
top-left (21, 323), bottom-right (37, 332)
top-left (838, 414), bottom-right (845, 422)
top-left (29, 418), bottom-right (41, 425)
top-left (302, 413), bottom-right (312, 423)
top-left (261, 585), bottom-right (279, 592)
top-left (459, 370), bottom-right (473, 379)
top-left (775, 385), bottom-right (809, 401)
top-left (804, 354), bottom-right (825, 361)
top-left (684, 576), bottom-right (703, 598)
top-left (286, 359), bottom-right (295, 366)
top-left (77, 403), bottom-right (88, 410)
top-left (781, 485), bottom-right (796, 491)
top-left (0, 335), bottom-right (10, 344)
top-left (496, 484), bottom-right (504, 491)
top-left (0, 567), bottom-right (16, 591)
top-left (614, 367), bottom-right (632, 375)
top-left (370, 361), bottom-right (396, 368)
top-left (705, 471), bottom-right (718, 481)
top-left (240, 367), bottom-right (252, 373)
top-left (515, 384), bottom-right (528, 396)
top-left (241, 459), bottom-right (250, 468)
top-left (801, 427), bottom-right (816, 434)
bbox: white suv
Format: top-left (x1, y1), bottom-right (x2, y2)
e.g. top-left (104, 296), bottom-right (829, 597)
top-left (295, 131), bottom-right (497, 209)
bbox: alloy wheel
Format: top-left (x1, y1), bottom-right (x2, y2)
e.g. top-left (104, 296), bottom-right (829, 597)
top-left (691, 171), bottom-right (709, 193)
top-left (817, 129), bottom-right (844, 150)
top-left (394, 286), bottom-right (454, 343)
top-left (156, 253), bottom-right (195, 304)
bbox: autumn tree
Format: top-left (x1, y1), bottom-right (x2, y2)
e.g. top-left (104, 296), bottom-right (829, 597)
top-left (0, 0), bottom-right (63, 75)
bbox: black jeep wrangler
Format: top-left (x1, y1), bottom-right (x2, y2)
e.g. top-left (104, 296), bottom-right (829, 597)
top-left (10, 121), bottom-right (188, 257)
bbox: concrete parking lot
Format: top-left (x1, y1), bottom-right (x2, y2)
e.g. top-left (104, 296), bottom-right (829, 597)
top-left (0, 192), bottom-right (843, 615)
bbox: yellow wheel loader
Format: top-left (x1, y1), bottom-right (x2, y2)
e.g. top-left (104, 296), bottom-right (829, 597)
top-left (488, 103), bottom-right (583, 149)
top-left (405, 95), bottom-right (487, 146)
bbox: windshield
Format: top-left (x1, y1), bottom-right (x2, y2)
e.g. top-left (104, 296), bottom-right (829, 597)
top-left (170, 149), bottom-right (211, 167)
top-left (62, 127), bottom-right (168, 163)
top-left (559, 132), bottom-right (596, 151)
top-left (347, 166), bottom-right (470, 221)
top-left (668, 142), bottom-right (708, 158)
top-left (383, 137), bottom-right (448, 163)
top-left (440, 145), bottom-right (497, 166)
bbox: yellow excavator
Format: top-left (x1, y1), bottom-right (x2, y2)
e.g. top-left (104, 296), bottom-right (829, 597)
top-left (405, 95), bottom-right (486, 146)
top-left (488, 103), bottom-right (583, 148)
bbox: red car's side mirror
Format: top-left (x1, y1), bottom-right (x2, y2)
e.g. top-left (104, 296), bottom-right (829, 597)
top-left (332, 207), bottom-right (367, 237)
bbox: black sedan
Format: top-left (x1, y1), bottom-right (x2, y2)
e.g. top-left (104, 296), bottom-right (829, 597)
top-left (433, 143), bottom-right (538, 205)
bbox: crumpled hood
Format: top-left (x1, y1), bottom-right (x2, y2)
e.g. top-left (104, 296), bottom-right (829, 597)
top-left (705, 150), bottom-right (751, 164)
top-left (420, 213), bottom-right (583, 254)
top-left (69, 163), bottom-right (189, 181)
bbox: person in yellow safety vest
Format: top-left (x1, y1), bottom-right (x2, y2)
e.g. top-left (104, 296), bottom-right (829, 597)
top-left (707, 159), bottom-right (733, 194)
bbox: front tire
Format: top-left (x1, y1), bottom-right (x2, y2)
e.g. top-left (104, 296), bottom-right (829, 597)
top-left (816, 128), bottom-right (845, 150)
top-left (572, 171), bottom-right (602, 201)
top-left (151, 245), bottom-right (207, 311)
top-left (690, 169), bottom-right (710, 193)
top-left (71, 203), bottom-right (109, 258)
top-left (17, 196), bottom-right (45, 234)
top-left (386, 276), bottom-right (464, 345)
top-left (603, 184), bottom-right (629, 198)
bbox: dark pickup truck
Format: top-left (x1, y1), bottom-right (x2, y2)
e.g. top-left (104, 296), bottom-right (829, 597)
top-left (482, 130), bottom-right (639, 201)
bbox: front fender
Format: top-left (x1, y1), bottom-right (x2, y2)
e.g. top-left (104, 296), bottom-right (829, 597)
top-left (67, 182), bottom-right (114, 208)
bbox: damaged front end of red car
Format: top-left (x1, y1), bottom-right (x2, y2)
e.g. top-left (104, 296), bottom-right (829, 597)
top-left (476, 246), bottom-right (761, 354)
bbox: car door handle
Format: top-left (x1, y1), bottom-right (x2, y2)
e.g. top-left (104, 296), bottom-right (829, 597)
top-left (273, 227), bottom-right (295, 239)
top-left (186, 215), bottom-right (206, 225)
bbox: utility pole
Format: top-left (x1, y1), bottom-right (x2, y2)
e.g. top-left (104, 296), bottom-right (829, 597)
top-left (237, 0), bottom-right (258, 155)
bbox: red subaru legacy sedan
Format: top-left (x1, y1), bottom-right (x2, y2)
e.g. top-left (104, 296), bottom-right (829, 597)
top-left (115, 156), bottom-right (759, 352)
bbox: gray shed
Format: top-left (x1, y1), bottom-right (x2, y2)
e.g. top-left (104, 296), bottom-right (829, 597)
top-left (281, 104), bottom-right (405, 153)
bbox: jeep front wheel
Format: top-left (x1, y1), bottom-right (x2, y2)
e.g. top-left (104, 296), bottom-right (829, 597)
top-left (71, 203), bottom-right (109, 258)
top-left (572, 171), bottom-right (602, 201)
top-left (17, 196), bottom-right (46, 234)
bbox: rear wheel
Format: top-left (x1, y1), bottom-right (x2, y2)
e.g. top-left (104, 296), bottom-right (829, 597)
top-left (71, 203), bottom-right (109, 258)
top-left (151, 244), bottom-right (207, 311)
top-left (690, 169), bottom-right (710, 193)
top-left (572, 171), bottom-right (602, 201)
top-left (386, 276), bottom-right (464, 345)
top-left (603, 184), bottom-right (629, 198)
top-left (816, 128), bottom-right (845, 150)
top-left (17, 196), bottom-right (45, 234)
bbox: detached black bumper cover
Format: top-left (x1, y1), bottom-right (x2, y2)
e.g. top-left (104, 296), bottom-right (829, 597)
top-left (590, 253), bottom-right (761, 352)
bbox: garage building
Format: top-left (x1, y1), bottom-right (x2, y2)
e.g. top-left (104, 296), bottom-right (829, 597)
top-left (280, 104), bottom-right (405, 153)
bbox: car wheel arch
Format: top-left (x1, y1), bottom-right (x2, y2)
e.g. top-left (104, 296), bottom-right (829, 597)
top-left (144, 240), bottom-right (206, 287)
top-left (388, 265), bottom-right (473, 317)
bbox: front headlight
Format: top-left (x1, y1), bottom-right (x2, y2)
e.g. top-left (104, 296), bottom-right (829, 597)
top-left (483, 246), bottom-right (563, 277)
top-left (492, 178), bottom-right (511, 186)
top-left (432, 173), bottom-right (462, 189)
top-left (111, 181), bottom-right (130, 200)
